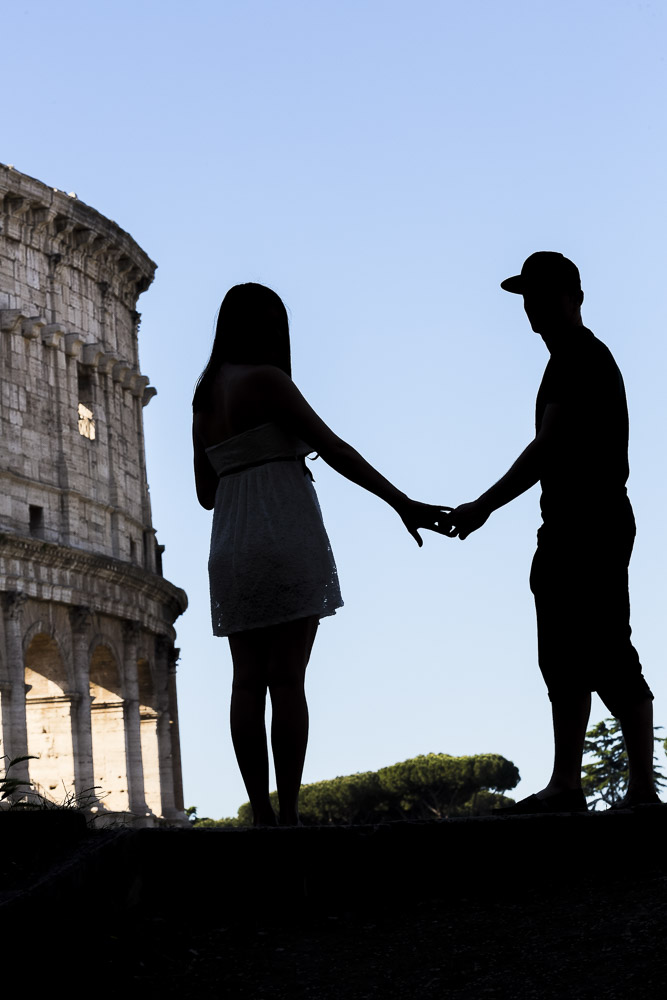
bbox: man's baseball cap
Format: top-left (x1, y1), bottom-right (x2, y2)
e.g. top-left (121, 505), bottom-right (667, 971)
top-left (501, 252), bottom-right (581, 294)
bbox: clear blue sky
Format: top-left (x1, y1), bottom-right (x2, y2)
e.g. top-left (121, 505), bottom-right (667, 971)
top-left (4, 0), bottom-right (667, 817)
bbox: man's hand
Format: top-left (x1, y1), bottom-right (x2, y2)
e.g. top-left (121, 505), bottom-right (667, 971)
top-left (448, 500), bottom-right (492, 540)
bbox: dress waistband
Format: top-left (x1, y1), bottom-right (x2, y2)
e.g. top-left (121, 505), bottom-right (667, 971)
top-left (218, 454), bottom-right (314, 481)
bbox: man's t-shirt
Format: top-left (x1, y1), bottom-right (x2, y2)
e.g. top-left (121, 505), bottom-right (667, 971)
top-left (535, 327), bottom-right (631, 529)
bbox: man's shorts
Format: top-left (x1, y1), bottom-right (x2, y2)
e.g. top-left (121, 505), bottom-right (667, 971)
top-left (529, 521), bottom-right (653, 718)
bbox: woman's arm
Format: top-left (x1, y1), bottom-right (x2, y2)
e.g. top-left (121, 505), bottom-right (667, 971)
top-left (255, 367), bottom-right (450, 544)
top-left (193, 415), bottom-right (220, 510)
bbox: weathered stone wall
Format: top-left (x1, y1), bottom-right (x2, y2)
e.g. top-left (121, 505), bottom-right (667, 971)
top-left (0, 163), bottom-right (157, 565)
top-left (0, 165), bottom-right (187, 825)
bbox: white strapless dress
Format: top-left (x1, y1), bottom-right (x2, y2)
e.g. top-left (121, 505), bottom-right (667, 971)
top-left (206, 422), bottom-right (343, 636)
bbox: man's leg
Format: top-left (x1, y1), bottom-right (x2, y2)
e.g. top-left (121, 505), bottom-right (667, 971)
top-left (537, 691), bottom-right (591, 799)
top-left (594, 537), bottom-right (659, 806)
top-left (617, 697), bottom-right (660, 805)
top-left (530, 542), bottom-right (591, 804)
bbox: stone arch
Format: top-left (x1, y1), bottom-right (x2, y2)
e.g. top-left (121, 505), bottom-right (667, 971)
top-left (23, 617), bottom-right (74, 688)
top-left (24, 632), bottom-right (75, 802)
top-left (0, 645), bottom-right (8, 690)
top-left (0, 612), bottom-right (8, 687)
top-left (88, 632), bottom-right (124, 690)
top-left (137, 655), bottom-right (157, 711)
top-left (89, 643), bottom-right (128, 812)
top-left (89, 641), bottom-right (123, 702)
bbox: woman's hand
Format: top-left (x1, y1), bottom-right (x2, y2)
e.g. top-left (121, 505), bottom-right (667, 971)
top-left (396, 500), bottom-right (455, 546)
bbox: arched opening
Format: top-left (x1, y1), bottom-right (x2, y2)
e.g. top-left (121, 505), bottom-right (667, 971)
top-left (89, 644), bottom-right (128, 812)
top-left (24, 633), bottom-right (75, 803)
top-left (138, 657), bottom-right (161, 815)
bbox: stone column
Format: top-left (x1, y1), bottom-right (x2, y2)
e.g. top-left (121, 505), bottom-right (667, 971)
top-left (154, 636), bottom-right (182, 821)
top-left (122, 620), bottom-right (150, 818)
top-left (1, 591), bottom-right (30, 789)
top-left (0, 612), bottom-right (12, 765)
top-left (139, 704), bottom-right (161, 816)
top-left (0, 680), bottom-right (10, 763)
top-left (167, 646), bottom-right (185, 814)
top-left (69, 606), bottom-right (96, 806)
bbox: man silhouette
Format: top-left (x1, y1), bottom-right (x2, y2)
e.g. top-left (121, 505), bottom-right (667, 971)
top-left (449, 252), bottom-right (659, 812)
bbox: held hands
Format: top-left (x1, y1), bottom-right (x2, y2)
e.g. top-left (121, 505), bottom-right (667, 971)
top-left (395, 499), bottom-right (456, 547)
top-left (446, 499), bottom-right (491, 540)
top-left (394, 497), bottom-right (492, 545)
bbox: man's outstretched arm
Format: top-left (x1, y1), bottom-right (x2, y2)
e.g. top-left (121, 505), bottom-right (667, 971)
top-left (450, 403), bottom-right (561, 539)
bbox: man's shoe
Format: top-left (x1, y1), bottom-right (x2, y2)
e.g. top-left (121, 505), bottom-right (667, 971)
top-left (496, 788), bottom-right (588, 815)
top-left (607, 793), bottom-right (663, 811)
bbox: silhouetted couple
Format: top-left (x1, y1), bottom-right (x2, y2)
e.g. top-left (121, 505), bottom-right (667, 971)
top-left (193, 253), bottom-right (659, 825)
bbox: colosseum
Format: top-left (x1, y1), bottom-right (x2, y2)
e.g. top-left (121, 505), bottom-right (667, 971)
top-left (0, 164), bottom-right (187, 825)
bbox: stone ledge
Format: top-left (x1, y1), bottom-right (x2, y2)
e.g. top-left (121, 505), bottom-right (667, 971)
top-left (0, 163), bottom-right (156, 296)
top-left (4, 808), bottom-right (666, 934)
top-left (0, 308), bottom-right (153, 399)
top-left (3, 813), bottom-right (664, 991)
top-left (137, 808), bottom-right (667, 914)
top-left (0, 532), bottom-right (187, 629)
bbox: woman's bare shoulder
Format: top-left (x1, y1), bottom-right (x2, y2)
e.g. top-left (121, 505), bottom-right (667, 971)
top-left (224, 364), bottom-right (297, 408)
top-left (217, 362), bottom-right (291, 389)
top-left (195, 364), bottom-right (298, 446)
top-left (234, 363), bottom-right (292, 386)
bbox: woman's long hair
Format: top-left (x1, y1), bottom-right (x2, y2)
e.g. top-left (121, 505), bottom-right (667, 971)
top-left (193, 283), bottom-right (292, 412)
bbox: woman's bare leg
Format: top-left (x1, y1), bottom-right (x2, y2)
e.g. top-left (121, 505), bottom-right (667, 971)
top-left (267, 615), bottom-right (319, 826)
top-left (228, 629), bottom-right (276, 826)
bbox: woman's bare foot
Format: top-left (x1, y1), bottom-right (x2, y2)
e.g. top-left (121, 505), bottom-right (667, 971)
top-left (253, 806), bottom-right (278, 826)
top-left (279, 807), bottom-right (301, 826)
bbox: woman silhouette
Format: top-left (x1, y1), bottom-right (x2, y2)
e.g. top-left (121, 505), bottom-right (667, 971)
top-left (193, 283), bottom-right (447, 825)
